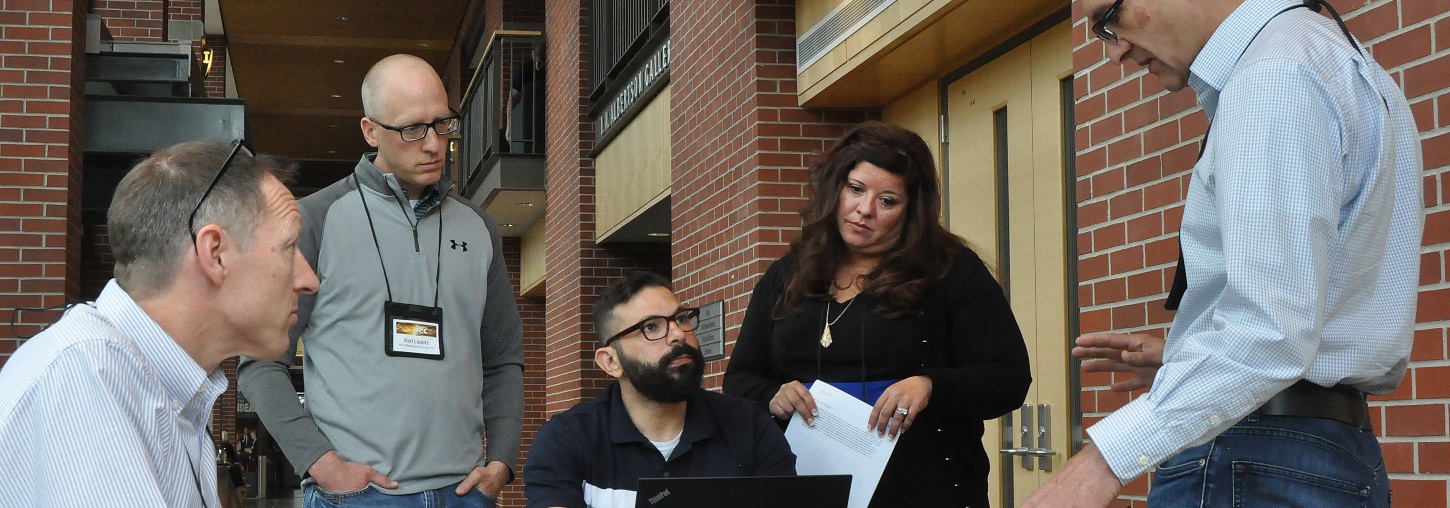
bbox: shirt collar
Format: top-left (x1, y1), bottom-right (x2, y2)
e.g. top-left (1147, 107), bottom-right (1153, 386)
top-left (605, 382), bottom-right (718, 448)
top-left (356, 153), bottom-right (451, 207)
top-left (96, 280), bottom-right (228, 419)
top-left (1188, 0), bottom-right (1304, 118)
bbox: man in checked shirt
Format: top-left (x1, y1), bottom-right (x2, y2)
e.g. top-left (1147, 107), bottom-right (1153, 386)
top-left (1026, 0), bottom-right (1422, 506)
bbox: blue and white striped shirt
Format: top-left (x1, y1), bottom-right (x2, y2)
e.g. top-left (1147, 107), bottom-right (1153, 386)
top-left (0, 280), bottom-right (228, 507)
top-left (1088, 0), bottom-right (1424, 482)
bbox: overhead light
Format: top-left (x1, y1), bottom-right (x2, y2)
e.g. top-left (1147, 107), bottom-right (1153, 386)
top-left (331, 94), bottom-right (341, 98)
top-left (501, 223), bottom-right (516, 227)
top-left (516, 202), bottom-right (534, 207)
top-left (417, 43), bottom-right (429, 48)
top-left (328, 150), bottom-right (336, 154)
top-left (646, 232), bottom-right (670, 237)
top-left (333, 59), bottom-right (344, 64)
top-left (336, 16), bottom-right (348, 21)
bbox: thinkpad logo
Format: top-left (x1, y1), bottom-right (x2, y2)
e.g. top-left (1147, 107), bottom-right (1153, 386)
top-left (450, 240), bottom-right (468, 251)
top-left (647, 488), bottom-right (670, 505)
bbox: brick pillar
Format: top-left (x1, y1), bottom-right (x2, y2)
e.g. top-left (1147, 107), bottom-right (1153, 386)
top-left (0, 1), bottom-right (87, 366)
top-left (540, 0), bottom-right (673, 417)
top-left (93, 0), bottom-right (165, 41)
top-left (496, 237), bottom-right (545, 507)
top-left (200, 35), bottom-right (226, 98)
top-left (671, 0), bottom-right (874, 389)
top-left (1071, 1), bottom-right (1450, 505)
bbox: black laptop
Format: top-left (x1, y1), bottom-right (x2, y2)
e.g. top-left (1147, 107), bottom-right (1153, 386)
top-left (634, 474), bottom-right (852, 508)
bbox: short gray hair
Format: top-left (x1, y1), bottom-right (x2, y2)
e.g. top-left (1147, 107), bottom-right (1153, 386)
top-left (107, 140), bottom-right (297, 298)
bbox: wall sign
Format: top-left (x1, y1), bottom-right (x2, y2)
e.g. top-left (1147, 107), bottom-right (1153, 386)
top-left (696, 299), bottom-right (725, 361)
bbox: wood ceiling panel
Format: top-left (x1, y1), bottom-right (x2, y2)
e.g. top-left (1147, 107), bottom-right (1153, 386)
top-left (229, 43), bottom-right (450, 111)
top-left (218, 0), bottom-right (469, 165)
top-left (249, 112), bottom-right (374, 161)
top-left (218, 0), bottom-right (469, 40)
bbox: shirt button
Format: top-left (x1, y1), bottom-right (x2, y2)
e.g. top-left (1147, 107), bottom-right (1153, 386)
top-left (1139, 455), bottom-right (1150, 466)
top-left (1209, 414), bottom-right (1220, 425)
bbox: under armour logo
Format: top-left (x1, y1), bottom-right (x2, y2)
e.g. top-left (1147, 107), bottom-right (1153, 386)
top-left (450, 240), bottom-right (468, 251)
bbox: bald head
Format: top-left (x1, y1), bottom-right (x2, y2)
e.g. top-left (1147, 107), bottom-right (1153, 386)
top-left (360, 54), bottom-right (446, 120)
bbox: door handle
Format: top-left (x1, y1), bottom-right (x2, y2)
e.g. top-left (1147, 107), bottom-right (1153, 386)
top-left (997, 403), bottom-right (1057, 471)
top-left (999, 448), bottom-right (1058, 457)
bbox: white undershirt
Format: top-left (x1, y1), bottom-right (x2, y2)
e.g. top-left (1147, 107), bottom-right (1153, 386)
top-left (649, 430), bottom-right (684, 460)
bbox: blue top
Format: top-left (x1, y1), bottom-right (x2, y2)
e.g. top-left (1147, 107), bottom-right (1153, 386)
top-left (524, 382), bottom-right (797, 508)
top-left (1088, 0), bottom-right (1423, 482)
top-left (0, 280), bottom-right (228, 507)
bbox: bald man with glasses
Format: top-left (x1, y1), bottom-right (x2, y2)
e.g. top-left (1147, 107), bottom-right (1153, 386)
top-left (1025, 1), bottom-right (1422, 506)
top-left (239, 54), bottom-right (525, 507)
top-left (524, 272), bottom-right (796, 508)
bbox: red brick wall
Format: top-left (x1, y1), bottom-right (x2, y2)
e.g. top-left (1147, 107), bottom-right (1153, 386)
top-left (1072, 0), bottom-right (1450, 504)
top-left (80, 222), bottom-right (113, 299)
top-left (210, 357), bottom-right (239, 444)
top-left (671, 0), bottom-right (875, 389)
top-left (0, 1), bottom-right (86, 367)
top-left (169, 0), bottom-right (200, 22)
top-left (495, 237), bottom-right (545, 507)
top-left (539, 0), bottom-right (672, 437)
top-left (201, 35), bottom-right (227, 98)
top-left (94, 0), bottom-right (165, 41)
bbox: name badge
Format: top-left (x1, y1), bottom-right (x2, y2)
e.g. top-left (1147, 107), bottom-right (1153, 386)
top-left (383, 301), bottom-right (444, 360)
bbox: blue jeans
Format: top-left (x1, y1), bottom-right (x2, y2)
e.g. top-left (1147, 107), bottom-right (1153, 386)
top-left (1148, 414), bottom-right (1389, 507)
top-left (304, 481), bottom-right (497, 508)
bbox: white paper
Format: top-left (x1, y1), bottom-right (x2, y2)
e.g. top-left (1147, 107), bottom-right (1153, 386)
top-left (783, 381), bottom-right (899, 508)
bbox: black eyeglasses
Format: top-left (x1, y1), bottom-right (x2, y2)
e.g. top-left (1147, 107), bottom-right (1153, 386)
top-left (1092, 0), bottom-right (1127, 44)
top-left (369, 109), bottom-right (461, 142)
top-left (603, 308), bottom-right (701, 345)
top-left (188, 139), bottom-right (249, 245)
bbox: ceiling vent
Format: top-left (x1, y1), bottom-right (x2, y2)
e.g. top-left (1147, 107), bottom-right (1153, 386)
top-left (797, 0), bottom-right (894, 72)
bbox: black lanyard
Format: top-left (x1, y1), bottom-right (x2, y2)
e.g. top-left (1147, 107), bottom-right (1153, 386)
top-left (354, 174), bottom-right (444, 307)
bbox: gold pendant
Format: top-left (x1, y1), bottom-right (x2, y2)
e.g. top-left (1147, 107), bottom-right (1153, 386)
top-left (820, 326), bottom-right (833, 348)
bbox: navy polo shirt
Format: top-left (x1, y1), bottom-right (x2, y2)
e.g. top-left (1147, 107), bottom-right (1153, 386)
top-left (524, 382), bottom-right (797, 508)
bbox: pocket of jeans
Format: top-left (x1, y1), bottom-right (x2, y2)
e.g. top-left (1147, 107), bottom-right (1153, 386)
top-left (1232, 461), bottom-right (1369, 508)
top-left (312, 483), bottom-right (372, 498)
top-left (1153, 455), bottom-right (1207, 481)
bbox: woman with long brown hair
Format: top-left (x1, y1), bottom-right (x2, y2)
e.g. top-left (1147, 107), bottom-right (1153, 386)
top-left (724, 120), bottom-right (1031, 507)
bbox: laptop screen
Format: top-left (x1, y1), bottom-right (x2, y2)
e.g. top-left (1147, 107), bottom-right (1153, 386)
top-left (634, 474), bottom-right (851, 508)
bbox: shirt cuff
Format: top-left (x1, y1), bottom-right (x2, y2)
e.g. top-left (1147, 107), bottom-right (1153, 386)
top-left (1085, 397), bottom-right (1183, 483)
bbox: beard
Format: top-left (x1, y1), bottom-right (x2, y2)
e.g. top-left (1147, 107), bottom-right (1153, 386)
top-left (619, 343), bottom-right (705, 403)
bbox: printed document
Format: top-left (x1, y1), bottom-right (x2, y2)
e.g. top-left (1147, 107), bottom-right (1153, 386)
top-left (784, 381), bottom-right (898, 508)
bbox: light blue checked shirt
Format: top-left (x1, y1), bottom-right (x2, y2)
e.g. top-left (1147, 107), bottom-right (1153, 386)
top-left (0, 280), bottom-right (227, 507)
top-left (1088, 0), bottom-right (1424, 482)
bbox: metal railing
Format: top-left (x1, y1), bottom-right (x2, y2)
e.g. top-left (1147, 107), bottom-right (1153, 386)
top-left (588, 0), bottom-right (668, 99)
top-left (459, 31), bottom-right (544, 192)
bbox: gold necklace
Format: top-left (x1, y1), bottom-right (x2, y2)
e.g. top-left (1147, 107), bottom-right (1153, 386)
top-left (820, 295), bottom-right (856, 348)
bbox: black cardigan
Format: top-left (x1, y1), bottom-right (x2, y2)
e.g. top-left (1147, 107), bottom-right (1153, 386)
top-left (724, 245), bottom-right (1031, 508)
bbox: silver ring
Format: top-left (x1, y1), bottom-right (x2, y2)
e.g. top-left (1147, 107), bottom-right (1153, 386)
top-left (895, 407), bottom-right (909, 416)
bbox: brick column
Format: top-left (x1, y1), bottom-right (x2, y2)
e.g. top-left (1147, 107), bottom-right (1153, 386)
top-left (671, 0), bottom-right (874, 389)
top-left (93, 0), bottom-right (165, 41)
top-left (498, 238), bottom-right (544, 507)
top-left (0, 1), bottom-right (86, 366)
top-left (540, 0), bottom-right (673, 419)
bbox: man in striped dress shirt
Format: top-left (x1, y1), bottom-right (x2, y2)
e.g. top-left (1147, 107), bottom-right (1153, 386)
top-left (1026, 0), bottom-right (1421, 506)
top-left (0, 140), bottom-right (319, 507)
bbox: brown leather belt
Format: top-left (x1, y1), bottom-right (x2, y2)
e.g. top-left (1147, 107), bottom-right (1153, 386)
top-left (1251, 379), bottom-right (1370, 431)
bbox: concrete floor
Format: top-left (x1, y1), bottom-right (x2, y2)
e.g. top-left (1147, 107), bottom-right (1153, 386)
top-left (240, 489), bottom-right (304, 508)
